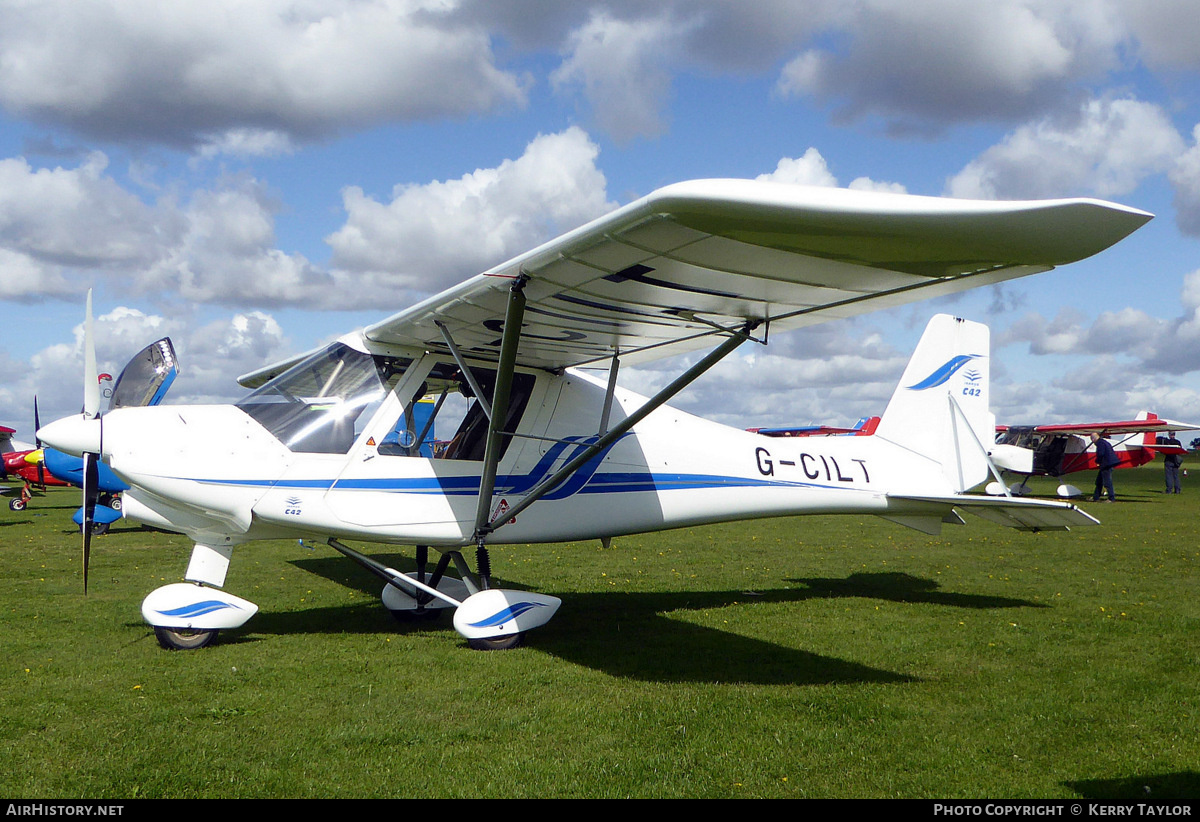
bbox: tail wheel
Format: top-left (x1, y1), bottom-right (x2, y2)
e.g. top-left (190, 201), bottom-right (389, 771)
top-left (154, 627), bottom-right (219, 650)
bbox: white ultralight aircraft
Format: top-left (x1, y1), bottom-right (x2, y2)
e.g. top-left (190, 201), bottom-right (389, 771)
top-left (38, 179), bottom-right (1152, 651)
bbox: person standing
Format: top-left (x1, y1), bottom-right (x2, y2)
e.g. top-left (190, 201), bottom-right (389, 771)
top-left (1090, 432), bottom-right (1119, 502)
top-left (1158, 431), bottom-right (1183, 493)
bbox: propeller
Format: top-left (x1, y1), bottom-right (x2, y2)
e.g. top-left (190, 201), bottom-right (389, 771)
top-left (33, 397), bottom-right (44, 488)
top-left (80, 290), bottom-right (101, 594)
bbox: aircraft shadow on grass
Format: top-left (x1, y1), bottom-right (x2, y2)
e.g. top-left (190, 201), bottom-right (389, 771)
top-left (226, 556), bottom-right (1046, 686)
top-left (1065, 771), bottom-right (1200, 800)
top-left (789, 571), bottom-right (1047, 611)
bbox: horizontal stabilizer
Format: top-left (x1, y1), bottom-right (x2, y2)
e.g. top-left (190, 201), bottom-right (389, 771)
top-left (879, 510), bottom-right (966, 535)
top-left (888, 493), bottom-right (1099, 532)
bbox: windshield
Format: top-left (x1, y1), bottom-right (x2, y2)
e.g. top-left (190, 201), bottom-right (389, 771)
top-left (109, 338), bottom-right (178, 411)
top-left (237, 342), bottom-right (411, 454)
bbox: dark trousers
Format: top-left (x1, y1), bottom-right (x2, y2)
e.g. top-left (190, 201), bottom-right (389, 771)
top-left (1093, 467), bottom-right (1115, 501)
top-left (1165, 462), bottom-right (1181, 493)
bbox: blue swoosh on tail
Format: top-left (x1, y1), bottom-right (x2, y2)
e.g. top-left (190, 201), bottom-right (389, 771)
top-left (906, 354), bottom-right (980, 390)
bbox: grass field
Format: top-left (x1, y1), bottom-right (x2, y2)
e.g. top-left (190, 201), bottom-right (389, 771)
top-left (1, 466), bottom-right (1197, 798)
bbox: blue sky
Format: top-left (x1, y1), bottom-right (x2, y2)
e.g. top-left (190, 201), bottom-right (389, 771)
top-left (2, 1), bottom-right (1199, 441)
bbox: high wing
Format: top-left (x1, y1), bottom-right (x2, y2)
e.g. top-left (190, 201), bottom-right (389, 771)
top-left (998, 418), bottom-right (1200, 436)
top-left (243, 179), bottom-right (1151, 385)
top-left (749, 416), bottom-right (880, 438)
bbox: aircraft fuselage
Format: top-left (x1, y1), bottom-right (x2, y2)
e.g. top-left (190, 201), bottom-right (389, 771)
top-left (96, 349), bottom-right (955, 549)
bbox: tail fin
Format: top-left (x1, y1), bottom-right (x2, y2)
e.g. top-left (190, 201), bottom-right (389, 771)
top-left (1138, 411), bottom-right (1158, 447)
top-left (874, 314), bottom-right (995, 492)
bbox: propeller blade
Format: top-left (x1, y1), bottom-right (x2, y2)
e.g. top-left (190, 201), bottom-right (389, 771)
top-left (81, 451), bottom-right (99, 594)
top-left (33, 398), bottom-right (45, 487)
top-left (83, 290), bottom-right (99, 419)
top-left (33, 399), bottom-right (45, 486)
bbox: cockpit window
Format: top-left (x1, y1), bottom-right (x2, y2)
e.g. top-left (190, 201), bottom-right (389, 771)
top-left (237, 343), bottom-right (411, 454)
top-left (377, 360), bottom-right (535, 461)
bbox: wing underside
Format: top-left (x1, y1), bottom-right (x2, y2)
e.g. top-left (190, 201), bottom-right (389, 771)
top-left (236, 180), bottom-right (1150, 388)
top-left (362, 180), bottom-right (1150, 371)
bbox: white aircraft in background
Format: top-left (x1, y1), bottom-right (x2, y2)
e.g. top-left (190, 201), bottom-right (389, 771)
top-left (37, 179), bottom-right (1151, 651)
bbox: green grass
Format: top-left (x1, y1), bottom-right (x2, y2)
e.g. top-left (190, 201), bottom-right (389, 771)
top-left (1, 467), bottom-right (1197, 798)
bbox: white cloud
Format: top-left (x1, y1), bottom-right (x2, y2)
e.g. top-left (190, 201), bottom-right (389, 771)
top-left (1169, 124), bottom-right (1200, 236)
top-left (1119, 0), bottom-right (1200, 70)
top-left (326, 127), bottom-right (615, 296)
top-left (756, 148), bottom-right (907, 193)
top-left (0, 0), bottom-right (528, 148)
top-left (178, 312), bottom-right (291, 405)
top-left (623, 321), bottom-right (908, 429)
top-left (7, 304), bottom-right (296, 428)
top-left (946, 97), bottom-right (1185, 199)
top-left (550, 10), bottom-right (687, 142)
top-left (195, 129), bottom-right (297, 162)
top-left (756, 150), bottom-right (839, 187)
top-left (0, 153), bottom-right (171, 277)
top-left (990, 268), bottom-right (1200, 421)
top-left (776, 0), bottom-right (1115, 129)
top-left (151, 179), bottom-right (333, 306)
top-left (0, 130), bottom-right (620, 313)
top-left (0, 153), bottom-right (342, 308)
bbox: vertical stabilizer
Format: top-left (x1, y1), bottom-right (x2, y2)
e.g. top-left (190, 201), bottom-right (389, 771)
top-left (1138, 411), bottom-right (1157, 447)
top-left (874, 315), bottom-right (994, 492)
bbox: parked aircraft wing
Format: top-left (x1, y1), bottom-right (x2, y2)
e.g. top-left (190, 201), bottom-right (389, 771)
top-left (1005, 418), bottom-right (1200, 436)
top-left (353, 179), bottom-right (1150, 371)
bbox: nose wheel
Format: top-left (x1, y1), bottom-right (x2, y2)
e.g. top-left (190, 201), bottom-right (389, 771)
top-left (154, 626), bottom-right (219, 650)
top-left (467, 633), bottom-right (523, 651)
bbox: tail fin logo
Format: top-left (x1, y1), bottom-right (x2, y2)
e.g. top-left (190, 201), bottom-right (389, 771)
top-left (907, 354), bottom-right (981, 391)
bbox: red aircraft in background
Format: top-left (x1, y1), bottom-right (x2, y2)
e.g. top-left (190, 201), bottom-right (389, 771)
top-left (748, 416), bottom-right (880, 438)
top-left (1, 423), bottom-right (70, 511)
top-left (991, 412), bottom-right (1197, 496)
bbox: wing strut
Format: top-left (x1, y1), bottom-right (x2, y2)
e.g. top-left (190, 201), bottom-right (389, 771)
top-left (479, 319), bottom-right (761, 539)
top-left (598, 351), bottom-right (619, 436)
top-left (473, 273), bottom-right (530, 542)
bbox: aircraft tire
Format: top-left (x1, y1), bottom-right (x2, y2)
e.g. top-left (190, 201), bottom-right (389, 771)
top-left (467, 632), bottom-right (523, 651)
top-left (153, 626), bottom-right (219, 650)
top-left (90, 522), bottom-right (109, 536)
top-left (9, 498), bottom-right (25, 512)
top-left (110, 496), bottom-right (121, 511)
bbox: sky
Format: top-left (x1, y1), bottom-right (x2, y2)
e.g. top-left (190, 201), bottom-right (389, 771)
top-left (1, 0), bottom-right (1199, 443)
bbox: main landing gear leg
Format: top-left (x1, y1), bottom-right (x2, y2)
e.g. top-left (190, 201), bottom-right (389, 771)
top-left (464, 543), bottom-right (520, 651)
top-left (329, 539), bottom-right (561, 651)
top-left (390, 546), bottom-right (446, 623)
